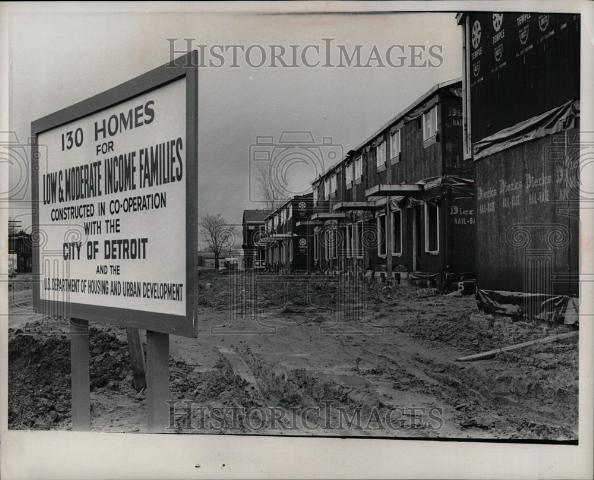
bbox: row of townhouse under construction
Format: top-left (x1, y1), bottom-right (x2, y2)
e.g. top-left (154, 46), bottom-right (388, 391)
top-left (242, 11), bottom-right (580, 323)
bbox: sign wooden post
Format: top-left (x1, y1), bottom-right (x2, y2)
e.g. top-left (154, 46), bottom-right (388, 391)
top-left (146, 330), bottom-right (170, 432)
top-left (31, 51), bottom-right (198, 431)
top-left (70, 318), bottom-right (90, 430)
top-left (126, 328), bottom-right (147, 391)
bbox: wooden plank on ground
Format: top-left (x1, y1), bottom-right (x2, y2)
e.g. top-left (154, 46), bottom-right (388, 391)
top-left (456, 331), bottom-right (578, 362)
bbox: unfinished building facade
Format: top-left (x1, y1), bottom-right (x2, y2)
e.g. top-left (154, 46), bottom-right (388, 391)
top-left (310, 80), bottom-right (475, 286)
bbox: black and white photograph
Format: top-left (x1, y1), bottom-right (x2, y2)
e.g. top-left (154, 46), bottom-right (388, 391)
top-left (1, 1), bottom-right (592, 479)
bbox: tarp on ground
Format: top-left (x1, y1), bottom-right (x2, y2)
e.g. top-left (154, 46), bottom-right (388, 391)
top-left (476, 288), bottom-right (579, 325)
top-left (409, 271), bottom-right (442, 282)
top-left (472, 99), bottom-right (580, 160)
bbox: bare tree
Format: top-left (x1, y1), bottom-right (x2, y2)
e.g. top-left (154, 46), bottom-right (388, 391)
top-left (257, 165), bottom-right (287, 210)
top-left (199, 214), bottom-right (235, 270)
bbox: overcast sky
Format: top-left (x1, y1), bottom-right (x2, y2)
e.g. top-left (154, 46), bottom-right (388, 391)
top-left (8, 7), bottom-right (461, 236)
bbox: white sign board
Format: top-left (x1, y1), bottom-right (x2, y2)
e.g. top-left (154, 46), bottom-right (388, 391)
top-left (32, 59), bottom-right (197, 336)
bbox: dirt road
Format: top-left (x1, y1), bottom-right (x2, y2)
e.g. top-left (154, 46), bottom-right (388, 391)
top-left (8, 272), bottom-right (578, 440)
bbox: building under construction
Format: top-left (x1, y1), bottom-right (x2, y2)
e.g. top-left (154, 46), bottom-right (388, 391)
top-left (261, 193), bottom-right (314, 272)
top-left (241, 209), bottom-right (271, 269)
top-left (310, 79), bottom-right (475, 286)
top-left (458, 12), bottom-right (580, 321)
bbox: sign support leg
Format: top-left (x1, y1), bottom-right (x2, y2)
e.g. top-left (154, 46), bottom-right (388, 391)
top-left (70, 318), bottom-right (90, 431)
top-left (147, 330), bottom-right (170, 432)
top-left (126, 327), bottom-right (147, 391)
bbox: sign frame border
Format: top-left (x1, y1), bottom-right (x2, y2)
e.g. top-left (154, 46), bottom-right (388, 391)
top-left (31, 51), bottom-right (198, 338)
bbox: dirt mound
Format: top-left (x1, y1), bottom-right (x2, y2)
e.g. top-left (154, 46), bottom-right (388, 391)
top-left (172, 356), bottom-right (256, 408)
top-left (88, 330), bottom-right (134, 389)
top-left (9, 332), bottom-right (71, 429)
top-left (169, 355), bottom-right (267, 433)
top-left (9, 326), bottom-right (139, 430)
top-left (239, 346), bottom-right (354, 409)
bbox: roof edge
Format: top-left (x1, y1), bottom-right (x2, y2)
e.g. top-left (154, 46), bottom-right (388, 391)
top-left (312, 78), bottom-right (462, 185)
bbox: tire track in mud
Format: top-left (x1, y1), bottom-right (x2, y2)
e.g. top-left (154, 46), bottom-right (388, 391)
top-left (329, 334), bottom-right (487, 438)
top-left (215, 344), bottom-right (444, 437)
top-left (341, 331), bottom-right (577, 440)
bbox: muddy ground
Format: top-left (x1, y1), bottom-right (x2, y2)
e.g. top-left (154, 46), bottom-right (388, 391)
top-left (8, 271), bottom-right (578, 440)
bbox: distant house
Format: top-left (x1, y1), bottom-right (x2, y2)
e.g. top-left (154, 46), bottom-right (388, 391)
top-left (8, 232), bottom-right (32, 273)
top-left (196, 250), bottom-right (217, 270)
top-left (261, 194), bottom-right (314, 273)
top-left (242, 209), bottom-right (271, 269)
top-left (197, 248), bottom-right (244, 270)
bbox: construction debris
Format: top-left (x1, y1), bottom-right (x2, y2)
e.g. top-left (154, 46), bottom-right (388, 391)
top-left (455, 331), bottom-right (578, 362)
